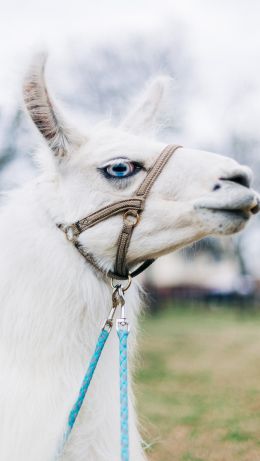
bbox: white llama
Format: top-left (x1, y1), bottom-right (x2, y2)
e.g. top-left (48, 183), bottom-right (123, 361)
top-left (0, 55), bottom-right (259, 461)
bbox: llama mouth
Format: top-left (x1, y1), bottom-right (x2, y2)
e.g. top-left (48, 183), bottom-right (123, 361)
top-left (204, 208), bottom-right (250, 220)
top-left (195, 192), bottom-right (260, 218)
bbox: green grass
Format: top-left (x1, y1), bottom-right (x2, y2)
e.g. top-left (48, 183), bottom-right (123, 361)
top-left (136, 304), bottom-right (260, 461)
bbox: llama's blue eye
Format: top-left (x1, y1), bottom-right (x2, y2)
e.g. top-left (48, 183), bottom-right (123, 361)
top-left (102, 160), bottom-right (142, 179)
top-left (107, 162), bottom-right (132, 177)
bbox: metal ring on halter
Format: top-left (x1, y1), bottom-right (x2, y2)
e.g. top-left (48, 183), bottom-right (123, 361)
top-left (111, 274), bottom-right (132, 292)
top-left (123, 210), bottom-right (140, 226)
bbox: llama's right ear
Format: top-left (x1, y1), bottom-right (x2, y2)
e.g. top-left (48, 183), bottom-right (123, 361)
top-left (120, 76), bottom-right (173, 134)
top-left (23, 54), bottom-right (82, 161)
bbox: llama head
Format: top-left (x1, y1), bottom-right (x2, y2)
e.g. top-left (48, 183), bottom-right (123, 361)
top-left (23, 55), bottom-right (259, 274)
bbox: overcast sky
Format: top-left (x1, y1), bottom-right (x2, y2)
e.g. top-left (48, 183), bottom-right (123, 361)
top-left (0, 2), bottom-right (259, 87)
top-left (1, 1), bottom-right (259, 144)
top-left (0, 0), bottom-right (259, 153)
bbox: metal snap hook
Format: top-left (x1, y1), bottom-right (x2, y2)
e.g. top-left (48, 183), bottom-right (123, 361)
top-left (65, 226), bottom-right (76, 242)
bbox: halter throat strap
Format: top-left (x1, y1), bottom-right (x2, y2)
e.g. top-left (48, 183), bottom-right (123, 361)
top-left (58, 144), bottom-right (182, 280)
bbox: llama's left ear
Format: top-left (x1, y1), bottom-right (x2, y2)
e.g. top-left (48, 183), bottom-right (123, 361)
top-left (23, 54), bottom-right (82, 161)
top-left (121, 76), bottom-right (172, 134)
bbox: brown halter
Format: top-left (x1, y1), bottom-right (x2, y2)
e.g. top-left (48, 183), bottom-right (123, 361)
top-left (58, 144), bottom-right (182, 280)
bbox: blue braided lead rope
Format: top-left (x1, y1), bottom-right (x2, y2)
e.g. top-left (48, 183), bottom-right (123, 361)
top-left (67, 329), bottom-right (109, 432)
top-left (56, 329), bottom-right (109, 458)
top-left (117, 328), bottom-right (130, 461)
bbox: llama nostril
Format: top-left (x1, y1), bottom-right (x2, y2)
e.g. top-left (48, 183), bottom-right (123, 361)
top-left (213, 183), bottom-right (221, 191)
top-left (221, 173), bottom-right (251, 189)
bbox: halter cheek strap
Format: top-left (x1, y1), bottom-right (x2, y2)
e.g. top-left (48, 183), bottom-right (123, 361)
top-left (57, 144), bottom-right (182, 280)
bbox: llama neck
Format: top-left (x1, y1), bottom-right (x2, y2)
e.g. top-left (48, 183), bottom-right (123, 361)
top-left (0, 179), bottom-right (141, 366)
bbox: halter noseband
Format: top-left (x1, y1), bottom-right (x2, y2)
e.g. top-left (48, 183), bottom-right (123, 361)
top-left (58, 144), bottom-right (182, 280)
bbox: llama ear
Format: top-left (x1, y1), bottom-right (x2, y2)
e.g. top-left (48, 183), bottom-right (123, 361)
top-left (121, 76), bottom-right (172, 134)
top-left (23, 54), bottom-right (81, 161)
